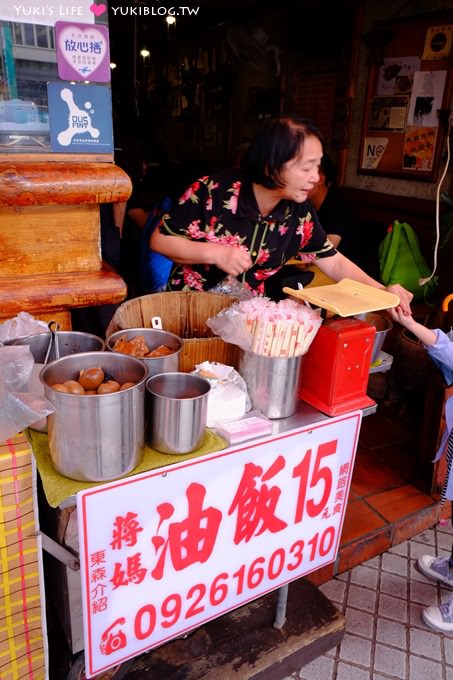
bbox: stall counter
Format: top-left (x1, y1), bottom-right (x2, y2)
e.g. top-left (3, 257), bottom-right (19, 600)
top-left (31, 401), bottom-right (362, 678)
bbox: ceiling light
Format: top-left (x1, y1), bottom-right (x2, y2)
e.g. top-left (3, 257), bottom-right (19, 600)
top-left (166, 16), bottom-right (176, 26)
top-left (140, 48), bottom-right (150, 59)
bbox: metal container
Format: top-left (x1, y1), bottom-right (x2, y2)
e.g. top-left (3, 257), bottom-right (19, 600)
top-left (6, 330), bottom-right (105, 361)
top-left (6, 330), bottom-right (105, 432)
top-left (146, 372), bottom-right (211, 454)
top-left (106, 328), bottom-right (182, 378)
top-left (239, 351), bottom-right (303, 419)
top-left (365, 312), bottom-right (393, 363)
top-left (40, 352), bottom-right (148, 482)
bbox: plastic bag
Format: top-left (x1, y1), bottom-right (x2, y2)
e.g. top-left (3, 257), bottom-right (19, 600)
top-left (206, 303), bottom-right (254, 352)
top-left (209, 276), bottom-right (254, 300)
top-left (0, 311), bottom-right (48, 344)
top-left (0, 345), bottom-right (55, 440)
top-left (207, 297), bottom-right (323, 357)
top-left (191, 361), bottom-right (251, 426)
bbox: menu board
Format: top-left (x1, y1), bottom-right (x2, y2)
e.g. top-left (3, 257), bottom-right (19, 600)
top-left (359, 13), bottom-right (453, 182)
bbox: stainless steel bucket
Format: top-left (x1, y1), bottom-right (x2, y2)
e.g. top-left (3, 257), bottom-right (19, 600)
top-left (239, 350), bottom-right (303, 419)
top-left (6, 330), bottom-right (105, 361)
top-left (106, 328), bottom-right (182, 378)
top-left (41, 352), bottom-right (148, 482)
top-left (365, 313), bottom-right (393, 363)
top-left (146, 372), bottom-right (211, 454)
top-left (7, 330), bottom-right (104, 432)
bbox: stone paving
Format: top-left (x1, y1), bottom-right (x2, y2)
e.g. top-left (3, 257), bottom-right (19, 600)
top-left (284, 519), bottom-right (453, 680)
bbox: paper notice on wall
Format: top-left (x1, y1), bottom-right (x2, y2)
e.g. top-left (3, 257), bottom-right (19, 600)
top-left (407, 71), bottom-right (447, 127)
top-left (376, 57), bottom-right (421, 96)
top-left (369, 96), bottom-right (408, 131)
top-left (423, 25), bottom-right (453, 60)
top-left (362, 137), bottom-right (389, 169)
top-left (402, 126), bottom-right (437, 171)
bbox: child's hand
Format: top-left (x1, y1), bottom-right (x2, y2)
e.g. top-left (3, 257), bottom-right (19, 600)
top-left (390, 307), bottom-right (415, 328)
top-left (386, 284), bottom-right (413, 315)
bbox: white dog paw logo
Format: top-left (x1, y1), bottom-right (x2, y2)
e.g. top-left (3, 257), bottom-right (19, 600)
top-left (57, 88), bottom-right (100, 146)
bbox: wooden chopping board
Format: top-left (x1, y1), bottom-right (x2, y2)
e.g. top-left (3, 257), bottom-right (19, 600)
top-left (283, 278), bottom-right (400, 317)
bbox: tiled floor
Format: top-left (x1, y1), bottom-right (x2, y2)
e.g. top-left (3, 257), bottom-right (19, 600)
top-left (308, 397), bottom-right (448, 586)
top-left (55, 385), bottom-right (449, 678)
top-left (292, 520), bottom-right (453, 680)
top-left (283, 390), bottom-right (453, 679)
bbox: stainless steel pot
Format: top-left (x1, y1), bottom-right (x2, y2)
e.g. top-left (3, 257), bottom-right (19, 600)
top-left (106, 328), bottom-right (182, 378)
top-left (41, 352), bottom-right (148, 482)
top-left (146, 372), bottom-right (211, 454)
top-left (365, 312), bottom-right (393, 363)
top-left (6, 330), bottom-right (105, 362)
top-left (7, 330), bottom-right (105, 432)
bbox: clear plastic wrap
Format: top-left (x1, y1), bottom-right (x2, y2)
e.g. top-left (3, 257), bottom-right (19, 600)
top-left (207, 297), bottom-right (323, 357)
top-left (206, 303), bottom-right (254, 352)
top-left (0, 311), bottom-right (48, 344)
top-left (208, 276), bottom-right (254, 300)
top-left (0, 345), bottom-right (55, 440)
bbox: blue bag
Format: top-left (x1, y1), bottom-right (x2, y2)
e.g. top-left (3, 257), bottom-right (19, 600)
top-left (140, 196), bottom-right (173, 293)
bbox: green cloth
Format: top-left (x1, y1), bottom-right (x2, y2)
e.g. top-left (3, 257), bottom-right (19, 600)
top-left (27, 429), bottom-right (227, 508)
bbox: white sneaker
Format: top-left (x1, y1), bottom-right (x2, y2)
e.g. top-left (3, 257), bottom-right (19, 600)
top-left (417, 555), bottom-right (453, 587)
top-left (422, 598), bottom-right (453, 633)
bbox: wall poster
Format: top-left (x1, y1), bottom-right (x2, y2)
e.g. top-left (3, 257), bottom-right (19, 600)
top-left (359, 13), bottom-right (453, 182)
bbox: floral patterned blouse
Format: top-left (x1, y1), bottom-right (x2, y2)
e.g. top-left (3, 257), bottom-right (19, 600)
top-left (157, 168), bottom-right (336, 295)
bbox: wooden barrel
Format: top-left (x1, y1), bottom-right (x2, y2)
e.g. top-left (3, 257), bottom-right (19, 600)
top-left (107, 291), bottom-right (240, 372)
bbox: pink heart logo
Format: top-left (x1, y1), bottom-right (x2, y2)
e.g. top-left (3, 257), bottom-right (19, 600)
top-left (90, 3), bottom-right (107, 17)
top-left (58, 26), bottom-right (108, 77)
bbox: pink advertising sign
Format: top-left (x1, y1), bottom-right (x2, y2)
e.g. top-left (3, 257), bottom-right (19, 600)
top-left (55, 21), bottom-right (110, 83)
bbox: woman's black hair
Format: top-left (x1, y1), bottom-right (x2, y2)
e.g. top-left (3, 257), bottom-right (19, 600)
top-left (241, 114), bottom-right (324, 189)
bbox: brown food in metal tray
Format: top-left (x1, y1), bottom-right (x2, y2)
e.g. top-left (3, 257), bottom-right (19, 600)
top-left (112, 334), bottom-right (150, 357)
top-left (112, 334), bottom-right (174, 358)
top-left (147, 344), bottom-right (174, 358)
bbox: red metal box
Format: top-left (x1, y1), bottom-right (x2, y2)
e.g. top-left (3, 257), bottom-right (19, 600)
top-left (299, 317), bottom-right (376, 416)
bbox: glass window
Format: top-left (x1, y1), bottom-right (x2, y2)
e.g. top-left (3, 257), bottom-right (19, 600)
top-left (0, 20), bottom-right (57, 151)
top-left (0, 9), bottom-right (110, 154)
top-left (35, 25), bottom-right (50, 48)
top-left (23, 23), bottom-right (35, 46)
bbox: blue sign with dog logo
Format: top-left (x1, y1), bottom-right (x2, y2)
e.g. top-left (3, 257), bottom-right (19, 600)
top-left (47, 82), bottom-right (113, 153)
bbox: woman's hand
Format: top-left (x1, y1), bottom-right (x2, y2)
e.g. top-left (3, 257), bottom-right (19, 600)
top-left (385, 284), bottom-right (413, 317)
top-left (211, 244), bottom-right (253, 276)
top-left (150, 231), bottom-right (252, 275)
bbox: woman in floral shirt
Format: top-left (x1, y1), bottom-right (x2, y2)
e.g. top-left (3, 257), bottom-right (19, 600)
top-left (150, 114), bottom-right (412, 312)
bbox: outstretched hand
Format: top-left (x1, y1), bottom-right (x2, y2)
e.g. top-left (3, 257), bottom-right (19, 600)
top-left (386, 283), bottom-right (413, 318)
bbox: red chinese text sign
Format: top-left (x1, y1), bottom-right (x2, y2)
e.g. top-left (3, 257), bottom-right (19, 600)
top-left (77, 411), bottom-right (361, 677)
